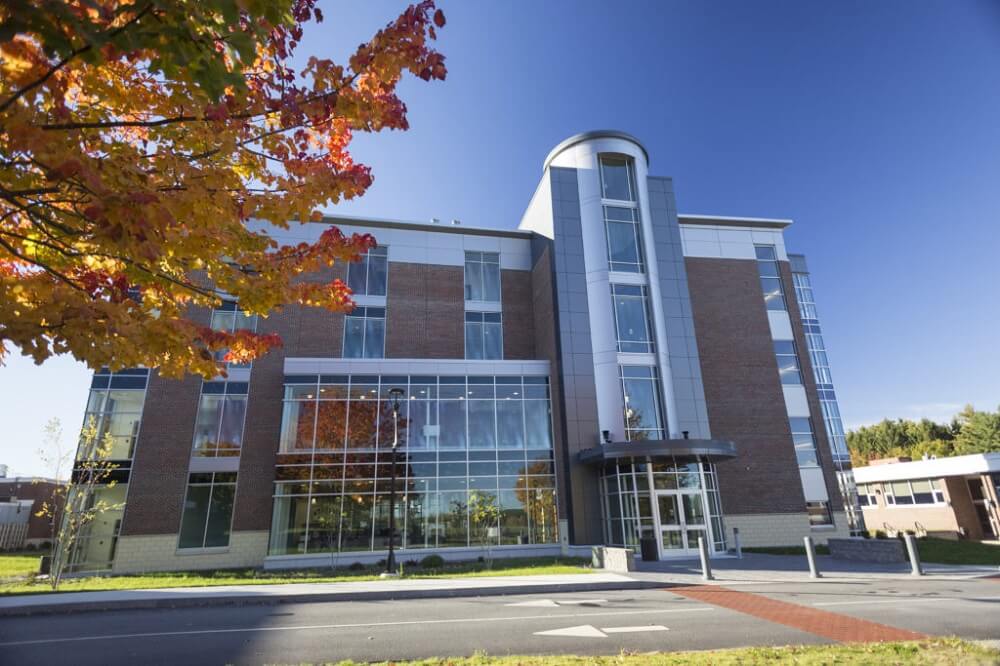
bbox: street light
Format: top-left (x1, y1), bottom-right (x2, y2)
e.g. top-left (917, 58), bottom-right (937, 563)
top-left (385, 387), bottom-right (405, 576)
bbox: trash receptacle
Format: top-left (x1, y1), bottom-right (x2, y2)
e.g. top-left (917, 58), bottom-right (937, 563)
top-left (639, 536), bottom-right (658, 562)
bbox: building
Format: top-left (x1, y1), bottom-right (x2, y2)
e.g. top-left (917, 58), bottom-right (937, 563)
top-left (854, 453), bottom-right (1000, 541)
top-left (64, 131), bottom-right (857, 574)
top-left (0, 467), bottom-right (63, 550)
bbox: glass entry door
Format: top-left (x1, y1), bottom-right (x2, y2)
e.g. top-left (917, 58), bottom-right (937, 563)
top-left (655, 489), bottom-right (709, 557)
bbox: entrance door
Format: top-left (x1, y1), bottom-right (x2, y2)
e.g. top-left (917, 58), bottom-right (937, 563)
top-left (655, 489), bottom-right (710, 557)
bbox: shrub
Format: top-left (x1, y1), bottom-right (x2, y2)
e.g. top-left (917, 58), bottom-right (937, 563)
top-left (404, 559), bottom-right (420, 568)
top-left (420, 554), bottom-right (445, 568)
top-left (348, 562), bottom-right (366, 571)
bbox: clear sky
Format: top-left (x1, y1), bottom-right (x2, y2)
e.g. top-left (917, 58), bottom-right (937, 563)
top-left (2, 0), bottom-right (999, 477)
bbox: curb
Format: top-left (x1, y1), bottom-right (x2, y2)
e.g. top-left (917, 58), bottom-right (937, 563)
top-left (0, 579), bottom-right (665, 617)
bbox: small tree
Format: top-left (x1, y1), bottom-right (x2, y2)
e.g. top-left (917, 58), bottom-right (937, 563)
top-left (468, 491), bottom-right (502, 570)
top-left (34, 417), bottom-right (70, 547)
top-left (36, 418), bottom-right (124, 589)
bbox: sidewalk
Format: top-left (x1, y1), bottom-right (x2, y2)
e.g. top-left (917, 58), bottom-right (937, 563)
top-left (631, 552), bottom-right (1000, 585)
top-left (0, 573), bottom-right (649, 617)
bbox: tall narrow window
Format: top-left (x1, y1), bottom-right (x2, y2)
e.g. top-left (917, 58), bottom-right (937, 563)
top-left (599, 156), bottom-right (636, 202)
top-left (773, 340), bottom-right (803, 385)
top-left (178, 472), bottom-right (237, 549)
top-left (754, 246), bottom-right (786, 311)
top-left (81, 369), bottom-right (149, 460)
top-left (604, 206), bottom-right (644, 273)
top-left (211, 300), bottom-right (257, 368)
top-left (620, 366), bottom-right (665, 441)
top-left (464, 251), bottom-right (501, 302)
top-left (343, 306), bottom-right (385, 358)
top-left (806, 500), bottom-right (832, 526)
top-left (790, 417), bottom-right (819, 467)
top-left (465, 312), bottom-right (503, 359)
top-left (611, 284), bottom-right (654, 352)
top-left (192, 381), bottom-right (249, 457)
top-left (347, 246), bottom-right (388, 296)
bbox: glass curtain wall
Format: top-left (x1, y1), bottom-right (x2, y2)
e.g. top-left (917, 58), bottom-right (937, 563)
top-left (270, 374), bottom-right (558, 555)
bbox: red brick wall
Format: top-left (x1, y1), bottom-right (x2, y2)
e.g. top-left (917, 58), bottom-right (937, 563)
top-left (0, 479), bottom-right (64, 541)
top-left (502, 269), bottom-right (535, 359)
top-left (686, 257), bottom-right (808, 515)
top-left (385, 262), bottom-right (464, 358)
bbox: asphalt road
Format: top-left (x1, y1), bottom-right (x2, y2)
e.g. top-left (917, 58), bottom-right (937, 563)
top-left (2, 578), bottom-right (998, 665)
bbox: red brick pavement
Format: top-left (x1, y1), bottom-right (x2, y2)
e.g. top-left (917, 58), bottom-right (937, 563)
top-left (670, 585), bottom-right (927, 643)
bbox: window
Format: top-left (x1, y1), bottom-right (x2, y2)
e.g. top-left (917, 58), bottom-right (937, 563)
top-left (774, 340), bottom-right (803, 385)
top-left (806, 500), bottom-right (833, 526)
top-left (343, 306), bottom-right (385, 358)
top-left (611, 284), bottom-right (654, 353)
top-left (178, 472), bottom-right (237, 549)
top-left (347, 246), bottom-right (388, 296)
top-left (81, 369), bottom-right (149, 460)
top-left (885, 479), bottom-right (945, 506)
top-left (857, 483), bottom-right (878, 506)
top-left (789, 417), bottom-right (819, 467)
top-left (599, 156), bottom-right (636, 202)
top-left (211, 300), bottom-right (257, 368)
top-left (465, 312), bottom-right (503, 359)
top-left (464, 251), bottom-right (501, 302)
top-left (755, 245), bottom-right (787, 311)
top-left (620, 366), bottom-right (665, 441)
top-left (192, 382), bottom-right (249, 457)
top-left (604, 206), bottom-right (644, 273)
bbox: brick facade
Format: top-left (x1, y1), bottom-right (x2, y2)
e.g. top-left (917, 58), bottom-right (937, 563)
top-left (385, 262), bottom-right (464, 358)
top-left (685, 257), bottom-right (808, 516)
top-left (501, 269), bottom-right (536, 359)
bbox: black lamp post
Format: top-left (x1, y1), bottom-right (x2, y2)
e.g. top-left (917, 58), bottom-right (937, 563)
top-left (385, 387), bottom-right (405, 575)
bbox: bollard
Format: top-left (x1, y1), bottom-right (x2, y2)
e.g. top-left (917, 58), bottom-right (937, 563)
top-left (698, 535), bottom-right (714, 581)
top-left (804, 536), bottom-right (822, 579)
top-left (733, 527), bottom-right (743, 559)
top-left (903, 533), bottom-right (923, 576)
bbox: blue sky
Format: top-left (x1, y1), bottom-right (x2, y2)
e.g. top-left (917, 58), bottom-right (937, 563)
top-left (2, 0), bottom-right (998, 477)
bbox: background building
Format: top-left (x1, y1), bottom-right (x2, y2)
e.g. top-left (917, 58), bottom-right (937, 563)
top-left (0, 467), bottom-right (63, 550)
top-left (64, 131), bottom-right (856, 574)
top-left (854, 453), bottom-right (1000, 540)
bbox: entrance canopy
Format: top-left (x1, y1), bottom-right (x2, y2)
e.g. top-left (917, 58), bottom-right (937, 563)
top-left (578, 438), bottom-right (737, 464)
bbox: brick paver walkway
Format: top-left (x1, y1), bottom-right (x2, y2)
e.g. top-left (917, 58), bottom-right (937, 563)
top-left (671, 585), bottom-right (927, 643)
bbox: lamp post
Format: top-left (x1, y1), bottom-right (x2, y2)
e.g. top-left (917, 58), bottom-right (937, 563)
top-left (385, 387), bottom-right (405, 576)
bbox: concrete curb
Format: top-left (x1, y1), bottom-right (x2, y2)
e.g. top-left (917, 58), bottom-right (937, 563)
top-left (0, 579), bottom-right (665, 617)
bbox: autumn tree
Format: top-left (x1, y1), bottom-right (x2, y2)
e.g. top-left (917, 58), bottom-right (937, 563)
top-left (0, 0), bottom-right (447, 378)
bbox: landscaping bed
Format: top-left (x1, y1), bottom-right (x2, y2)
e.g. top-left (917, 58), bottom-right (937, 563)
top-left (0, 554), bottom-right (592, 596)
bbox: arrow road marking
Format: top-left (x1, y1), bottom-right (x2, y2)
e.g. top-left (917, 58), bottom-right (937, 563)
top-left (603, 625), bottom-right (669, 634)
top-left (534, 625), bottom-right (607, 638)
top-left (534, 624), bottom-right (670, 638)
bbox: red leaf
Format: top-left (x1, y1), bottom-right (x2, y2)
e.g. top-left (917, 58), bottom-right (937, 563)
top-left (433, 9), bottom-right (446, 28)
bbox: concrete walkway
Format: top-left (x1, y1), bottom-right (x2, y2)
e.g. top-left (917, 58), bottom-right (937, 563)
top-left (632, 552), bottom-right (1000, 585)
top-left (0, 573), bottom-right (646, 617)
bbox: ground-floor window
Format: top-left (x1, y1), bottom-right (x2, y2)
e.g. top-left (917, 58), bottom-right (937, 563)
top-left (178, 472), bottom-right (237, 549)
top-left (61, 484), bottom-right (128, 573)
top-left (806, 500), bottom-right (833, 526)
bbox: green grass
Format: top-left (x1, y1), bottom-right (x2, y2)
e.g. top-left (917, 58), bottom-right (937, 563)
top-left (0, 551), bottom-right (42, 581)
top-left (0, 555), bottom-right (592, 596)
top-left (916, 537), bottom-right (1000, 566)
top-left (327, 639), bottom-right (997, 665)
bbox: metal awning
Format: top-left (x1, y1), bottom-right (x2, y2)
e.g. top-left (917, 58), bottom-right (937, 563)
top-left (577, 438), bottom-right (738, 464)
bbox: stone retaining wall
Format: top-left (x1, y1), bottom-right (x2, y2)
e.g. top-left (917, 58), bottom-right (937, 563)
top-left (828, 537), bottom-right (905, 563)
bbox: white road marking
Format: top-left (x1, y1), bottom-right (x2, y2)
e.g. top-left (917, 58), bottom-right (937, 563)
top-left (559, 599), bottom-right (608, 606)
top-left (602, 625), bottom-right (669, 634)
top-left (534, 625), bottom-right (606, 638)
top-left (0, 606), bottom-right (715, 648)
top-left (812, 596), bottom-right (1000, 608)
top-left (505, 600), bottom-right (560, 607)
top-left (505, 598), bottom-right (606, 608)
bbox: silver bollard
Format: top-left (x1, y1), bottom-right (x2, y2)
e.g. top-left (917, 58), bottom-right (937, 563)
top-left (733, 527), bottom-right (743, 559)
top-left (698, 535), bottom-right (714, 580)
top-left (804, 536), bottom-right (822, 579)
top-left (903, 533), bottom-right (923, 576)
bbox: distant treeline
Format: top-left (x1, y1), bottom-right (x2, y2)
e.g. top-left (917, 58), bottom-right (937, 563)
top-left (846, 405), bottom-right (1000, 466)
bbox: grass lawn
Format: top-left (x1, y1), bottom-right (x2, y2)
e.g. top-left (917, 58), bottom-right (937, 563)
top-left (330, 639), bottom-right (997, 665)
top-left (916, 537), bottom-right (1000, 566)
top-left (746, 538), bottom-right (1000, 566)
top-left (0, 555), bottom-right (592, 596)
top-left (0, 552), bottom-right (42, 581)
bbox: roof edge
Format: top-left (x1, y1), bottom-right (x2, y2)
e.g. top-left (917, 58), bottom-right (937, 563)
top-left (543, 130), bottom-right (649, 172)
top-left (678, 214), bottom-right (793, 229)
